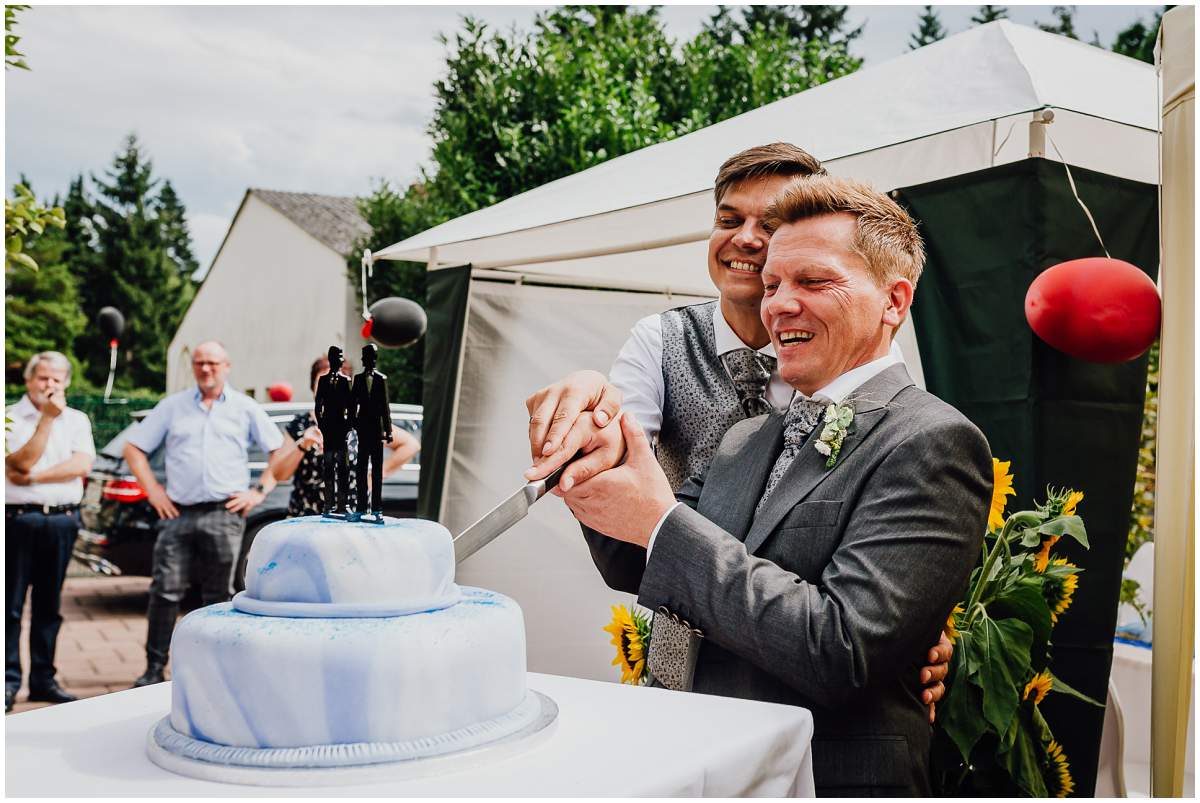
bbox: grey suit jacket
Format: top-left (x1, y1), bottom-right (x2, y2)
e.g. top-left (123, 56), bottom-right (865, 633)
top-left (584, 364), bottom-right (992, 796)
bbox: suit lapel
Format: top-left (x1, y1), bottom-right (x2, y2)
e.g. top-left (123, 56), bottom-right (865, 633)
top-left (742, 364), bottom-right (914, 555)
top-left (706, 412), bottom-right (785, 541)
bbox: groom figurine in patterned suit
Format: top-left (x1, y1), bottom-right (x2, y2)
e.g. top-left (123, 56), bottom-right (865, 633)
top-left (558, 176), bottom-right (992, 796)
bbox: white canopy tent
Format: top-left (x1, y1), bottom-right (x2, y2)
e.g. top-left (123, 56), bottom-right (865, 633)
top-left (371, 19), bottom-right (1160, 712)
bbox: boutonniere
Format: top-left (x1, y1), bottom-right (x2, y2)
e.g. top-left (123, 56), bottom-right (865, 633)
top-left (814, 402), bottom-right (854, 468)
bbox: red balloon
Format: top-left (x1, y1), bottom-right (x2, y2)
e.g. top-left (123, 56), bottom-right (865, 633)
top-left (267, 382), bottom-right (293, 402)
top-left (1025, 258), bottom-right (1160, 363)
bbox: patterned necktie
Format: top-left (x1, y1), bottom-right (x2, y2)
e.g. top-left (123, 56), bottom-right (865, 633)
top-left (722, 349), bottom-right (777, 418)
top-left (755, 398), bottom-right (828, 515)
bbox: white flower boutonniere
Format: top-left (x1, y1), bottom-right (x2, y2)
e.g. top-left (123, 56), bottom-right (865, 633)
top-left (815, 402), bottom-right (854, 468)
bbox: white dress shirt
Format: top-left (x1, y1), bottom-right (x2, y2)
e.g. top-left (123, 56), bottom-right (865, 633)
top-left (4, 395), bottom-right (96, 506)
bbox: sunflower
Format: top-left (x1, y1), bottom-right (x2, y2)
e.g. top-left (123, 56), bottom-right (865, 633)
top-left (1044, 739), bottom-right (1075, 797)
top-left (603, 604), bottom-right (649, 685)
top-left (1062, 490), bottom-right (1084, 517)
top-left (1023, 670), bottom-right (1053, 705)
top-left (945, 604), bottom-right (965, 644)
top-left (1043, 559), bottom-right (1080, 623)
top-left (1033, 535), bottom-right (1061, 573)
top-left (989, 458), bottom-right (1016, 531)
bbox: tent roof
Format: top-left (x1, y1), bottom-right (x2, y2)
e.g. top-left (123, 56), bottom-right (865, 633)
top-left (375, 21), bottom-right (1157, 270)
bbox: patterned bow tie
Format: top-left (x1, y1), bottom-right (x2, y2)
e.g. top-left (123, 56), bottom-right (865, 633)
top-left (722, 349), bottom-right (777, 418)
top-left (755, 398), bottom-right (828, 515)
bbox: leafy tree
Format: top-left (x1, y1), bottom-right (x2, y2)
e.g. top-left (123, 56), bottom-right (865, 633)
top-left (73, 135), bottom-right (197, 391)
top-left (5, 182), bottom-right (64, 272)
top-left (1037, 5), bottom-right (1078, 39)
top-left (5, 4), bottom-right (29, 71)
top-left (355, 6), bottom-right (864, 398)
top-left (1109, 6), bottom-right (1170, 64)
top-left (971, 6), bottom-right (1008, 24)
top-left (910, 6), bottom-right (947, 49)
top-left (5, 182), bottom-right (87, 384)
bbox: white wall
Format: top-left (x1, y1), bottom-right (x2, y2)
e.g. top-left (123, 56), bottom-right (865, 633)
top-left (168, 195), bottom-right (365, 400)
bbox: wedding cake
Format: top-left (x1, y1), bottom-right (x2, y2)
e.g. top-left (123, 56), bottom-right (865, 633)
top-left (147, 516), bottom-right (553, 784)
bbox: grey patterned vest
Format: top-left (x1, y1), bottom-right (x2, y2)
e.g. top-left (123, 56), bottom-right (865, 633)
top-left (657, 301), bottom-right (754, 491)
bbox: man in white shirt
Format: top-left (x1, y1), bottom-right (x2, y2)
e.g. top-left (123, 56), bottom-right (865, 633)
top-left (5, 352), bottom-right (96, 712)
top-left (524, 143), bottom-right (949, 716)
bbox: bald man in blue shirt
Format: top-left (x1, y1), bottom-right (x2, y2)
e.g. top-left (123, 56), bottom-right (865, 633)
top-left (124, 341), bottom-right (284, 687)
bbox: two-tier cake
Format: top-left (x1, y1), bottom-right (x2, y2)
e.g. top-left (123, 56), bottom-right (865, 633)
top-left (146, 516), bottom-right (554, 785)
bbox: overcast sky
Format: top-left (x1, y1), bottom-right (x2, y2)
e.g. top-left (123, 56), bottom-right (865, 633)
top-left (5, 4), bottom-right (1160, 273)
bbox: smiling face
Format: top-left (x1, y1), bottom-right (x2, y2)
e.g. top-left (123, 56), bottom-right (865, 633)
top-left (761, 212), bottom-right (912, 397)
top-left (708, 174), bottom-right (797, 314)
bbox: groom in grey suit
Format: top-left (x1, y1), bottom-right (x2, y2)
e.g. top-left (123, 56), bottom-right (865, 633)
top-left (562, 175), bottom-right (992, 796)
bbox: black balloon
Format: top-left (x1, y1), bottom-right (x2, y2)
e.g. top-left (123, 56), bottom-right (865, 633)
top-left (367, 297), bottom-right (427, 348)
top-left (98, 307), bottom-right (125, 340)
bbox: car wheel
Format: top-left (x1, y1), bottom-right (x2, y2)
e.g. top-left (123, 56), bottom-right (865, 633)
top-left (233, 514), bottom-right (285, 593)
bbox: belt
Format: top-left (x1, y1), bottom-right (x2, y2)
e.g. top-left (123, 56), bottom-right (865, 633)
top-left (177, 500), bottom-right (232, 512)
top-left (5, 503), bottom-right (79, 516)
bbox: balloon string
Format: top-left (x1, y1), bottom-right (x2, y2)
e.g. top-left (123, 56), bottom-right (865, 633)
top-left (360, 250), bottom-right (374, 321)
top-left (103, 342), bottom-right (118, 401)
top-left (1046, 131), bottom-right (1111, 259)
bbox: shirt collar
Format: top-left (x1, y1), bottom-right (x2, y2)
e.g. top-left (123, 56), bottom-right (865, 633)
top-left (713, 306), bottom-right (777, 360)
top-left (801, 350), bottom-right (902, 406)
top-left (10, 394), bottom-right (38, 419)
top-left (193, 386), bottom-right (228, 405)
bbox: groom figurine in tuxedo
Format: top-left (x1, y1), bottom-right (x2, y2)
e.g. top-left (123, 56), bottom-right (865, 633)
top-left (352, 343), bottom-right (392, 520)
top-left (313, 345), bottom-right (354, 516)
top-left (560, 175), bottom-right (992, 796)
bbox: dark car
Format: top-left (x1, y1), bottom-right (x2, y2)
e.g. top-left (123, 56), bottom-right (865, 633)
top-left (76, 402), bottom-right (421, 591)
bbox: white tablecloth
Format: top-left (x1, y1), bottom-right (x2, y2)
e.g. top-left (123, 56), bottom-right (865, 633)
top-left (5, 672), bottom-right (814, 796)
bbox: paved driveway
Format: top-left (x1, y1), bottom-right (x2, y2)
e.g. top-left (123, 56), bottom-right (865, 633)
top-left (7, 576), bottom-right (172, 715)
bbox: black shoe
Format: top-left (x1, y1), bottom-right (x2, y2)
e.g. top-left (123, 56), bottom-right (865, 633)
top-left (26, 680), bottom-right (77, 705)
top-left (5, 687), bottom-right (14, 712)
top-left (132, 663), bottom-right (166, 688)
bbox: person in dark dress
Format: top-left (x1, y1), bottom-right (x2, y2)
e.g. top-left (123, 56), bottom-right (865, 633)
top-left (270, 353), bottom-right (419, 518)
top-left (352, 344), bottom-right (392, 519)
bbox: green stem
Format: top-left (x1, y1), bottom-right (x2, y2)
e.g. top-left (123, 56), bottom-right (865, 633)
top-left (966, 512), bottom-right (1039, 626)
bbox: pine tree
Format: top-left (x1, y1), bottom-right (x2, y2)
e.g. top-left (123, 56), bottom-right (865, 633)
top-left (971, 6), bottom-right (1008, 24)
top-left (1110, 6), bottom-right (1170, 64)
top-left (910, 6), bottom-right (947, 49)
top-left (75, 135), bottom-right (197, 391)
top-left (1037, 6), bottom-right (1078, 39)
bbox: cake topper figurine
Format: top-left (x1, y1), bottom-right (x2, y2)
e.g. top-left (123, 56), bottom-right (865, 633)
top-left (351, 343), bottom-right (392, 522)
top-left (314, 345), bottom-right (354, 517)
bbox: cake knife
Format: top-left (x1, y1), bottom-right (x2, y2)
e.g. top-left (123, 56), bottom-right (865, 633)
top-left (453, 462), bottom-right (570, 563)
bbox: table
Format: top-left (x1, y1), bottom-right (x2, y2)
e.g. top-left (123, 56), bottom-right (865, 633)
top-left (6, 672), bottom-right (814, 796)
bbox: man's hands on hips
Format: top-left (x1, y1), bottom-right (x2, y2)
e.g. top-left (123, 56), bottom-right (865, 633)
top-left (560, 413), bottom-right (675, 548)
top-left (525, 370), bottom-right (622, 478)
top-left (226, 488), bottom-right (265, 517)
top-left (145, 484), bottom-right (180, 520)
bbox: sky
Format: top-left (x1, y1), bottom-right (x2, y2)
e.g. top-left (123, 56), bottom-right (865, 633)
top-left (5, 4), bottom-right (1162, 274)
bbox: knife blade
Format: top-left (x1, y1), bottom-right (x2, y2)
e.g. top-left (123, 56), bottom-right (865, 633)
top-left (452, 462), bottom-right (570, 563)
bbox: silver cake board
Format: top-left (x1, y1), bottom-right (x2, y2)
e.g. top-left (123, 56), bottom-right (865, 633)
top-left (146, 691), bottom-right (557, 787)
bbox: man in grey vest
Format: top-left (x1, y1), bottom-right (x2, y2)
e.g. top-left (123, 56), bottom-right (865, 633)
top-left (525, 144), bottom-right (951, 713)
top-left (559, 176), bottom-right (992, 796)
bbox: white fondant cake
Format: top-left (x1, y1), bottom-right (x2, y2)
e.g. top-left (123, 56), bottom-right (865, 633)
top-left (154, 516), bottom-right (543, 778)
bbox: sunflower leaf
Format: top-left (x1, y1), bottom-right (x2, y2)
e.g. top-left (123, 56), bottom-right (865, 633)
top-left (1048, 672), bottom-right (1104, 707)
top-left (1037, 515), bottom-right (1089, 549)
top-left (941, 636), bottom-right (989, 762)
top-left (969, 616), bottom-right (1033, 735)
top-left (996, 707), bottom-right (1050, 797)
top-left (989, 577), bottom-right (1053, 668)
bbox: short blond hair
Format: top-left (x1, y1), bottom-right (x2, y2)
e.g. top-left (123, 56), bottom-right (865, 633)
top-left (762, 175), bottom-right (925, 287)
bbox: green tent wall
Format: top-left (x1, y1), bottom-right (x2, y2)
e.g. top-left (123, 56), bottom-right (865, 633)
top-left (898, 158), bottom-right (1159, 796)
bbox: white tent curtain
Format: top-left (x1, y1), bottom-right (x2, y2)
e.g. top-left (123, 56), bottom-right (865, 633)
top-left (447, 279), bottom-right (708, 679)
top-left (1152, 5), bottom-right (1195, 797)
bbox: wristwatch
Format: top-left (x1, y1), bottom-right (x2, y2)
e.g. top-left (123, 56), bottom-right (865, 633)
top-left (252, 482), bottom-right (266, 494)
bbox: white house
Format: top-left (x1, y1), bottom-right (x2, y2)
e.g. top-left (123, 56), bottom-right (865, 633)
top-left (168, 189), bottom-right (371, 400)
